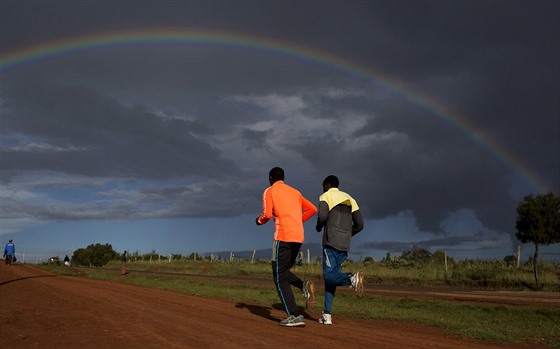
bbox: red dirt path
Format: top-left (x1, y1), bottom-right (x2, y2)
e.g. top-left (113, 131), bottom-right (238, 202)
top-left (1, 262), bottom-right (556, 349)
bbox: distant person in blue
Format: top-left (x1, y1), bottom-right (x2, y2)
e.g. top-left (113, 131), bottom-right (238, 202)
top-left (3, 239), bottom-right (16, 265)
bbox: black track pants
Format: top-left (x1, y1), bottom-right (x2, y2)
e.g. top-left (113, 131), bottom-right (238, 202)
top-left (271, 240), bottom-right (304, 316)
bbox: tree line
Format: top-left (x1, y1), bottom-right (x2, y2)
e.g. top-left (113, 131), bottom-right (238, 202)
top-left (68, 192), bottom-right (559, 289)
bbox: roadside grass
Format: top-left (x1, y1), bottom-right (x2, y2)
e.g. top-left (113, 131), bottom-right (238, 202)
top-left (360, 261), bottom-right (560, 291)
top-left (102, 258), bottom-right (560, 291)
top-left (39, 262), bottom-right (560, 348)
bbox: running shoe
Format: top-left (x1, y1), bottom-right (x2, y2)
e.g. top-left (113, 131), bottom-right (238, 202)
top-left (279, 314), bottom-right (306, 327)
top-left (318, 313), bottom-right (332, 325)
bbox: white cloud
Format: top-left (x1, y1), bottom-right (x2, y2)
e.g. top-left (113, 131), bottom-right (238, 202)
top-left (228, 94), bottom-right (307, 116)
top-left (0, 217), bottom-right (41, 236)
top-left (7, 142), bottom-right (88, 153)
top-left (317, 87), bottom-right (369, 99)
top-left (0, 185), bottom-right (42, 201)
top-left (6, 172), bottom-right (106, 189)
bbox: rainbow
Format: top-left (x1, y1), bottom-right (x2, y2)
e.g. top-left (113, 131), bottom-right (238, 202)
top-left (0, 28), bottom-right (554, 194)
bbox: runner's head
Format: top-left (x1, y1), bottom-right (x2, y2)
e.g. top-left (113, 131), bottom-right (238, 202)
top-left (269, 167), bottom-right (285, 185)
top-left (322, 175), bottom-right (339, 192)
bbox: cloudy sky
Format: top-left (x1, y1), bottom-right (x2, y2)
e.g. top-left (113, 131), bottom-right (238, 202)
top-left (1, 0), bottom-right (558, 263)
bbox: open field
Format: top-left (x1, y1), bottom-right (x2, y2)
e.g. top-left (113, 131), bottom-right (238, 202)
top-left (1, 261), bottom-right (559, 348)
top-left (106, 257), bottom-right (560, 291)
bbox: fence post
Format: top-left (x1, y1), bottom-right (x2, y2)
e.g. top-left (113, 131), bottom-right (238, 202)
top-left (251, 250), bottom-right (256, 264)
top-left (516, 244), bottom-right (521, 269)
top-left (444, 252), bottom-right (448, 271)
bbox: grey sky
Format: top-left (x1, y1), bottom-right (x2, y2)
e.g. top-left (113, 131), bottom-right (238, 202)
top-left (1, 0), bottom-right (558, 260)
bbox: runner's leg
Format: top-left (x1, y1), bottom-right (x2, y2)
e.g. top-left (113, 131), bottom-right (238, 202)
top-left (272, 241), bottom-right (301, 316)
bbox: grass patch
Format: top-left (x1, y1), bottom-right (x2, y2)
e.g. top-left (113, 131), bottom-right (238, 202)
top-left (334, 295), bottom-right (559, 346)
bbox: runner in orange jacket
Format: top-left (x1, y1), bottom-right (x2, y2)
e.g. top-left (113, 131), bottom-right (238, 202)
top-left (256, 167), bottom-right (317, 327)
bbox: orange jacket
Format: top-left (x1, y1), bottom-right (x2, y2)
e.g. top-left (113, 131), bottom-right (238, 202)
top-left (257, 181), bottom-right (317, 243)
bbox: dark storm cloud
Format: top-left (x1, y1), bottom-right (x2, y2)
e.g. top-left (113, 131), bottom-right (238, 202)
top-left (361, 236), bottom-right (481, 253)
top-left (294, 89), bottom-right (516, 233)
top-left (362, 2), bottom-right (560, 191)
top-left (0, 82), bottom-right (237, 181)
top-left (241, 129), bottom-right (273, 152)
top-left (1, 0), bottom-right (558, 250)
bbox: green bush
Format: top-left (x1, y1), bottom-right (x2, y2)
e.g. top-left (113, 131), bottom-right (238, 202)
top-left (71, 243), bottom-right (118, 267)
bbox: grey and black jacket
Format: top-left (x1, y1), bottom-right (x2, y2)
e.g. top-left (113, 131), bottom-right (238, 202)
top-left (315, 188), bottom-right (364, 251)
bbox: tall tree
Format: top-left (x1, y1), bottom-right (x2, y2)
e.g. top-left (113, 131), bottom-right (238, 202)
top-left (515, 192), bottom-right (560, 289)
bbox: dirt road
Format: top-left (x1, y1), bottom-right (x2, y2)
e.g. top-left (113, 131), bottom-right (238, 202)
top-left (0, 263), bottom-right (555, 349)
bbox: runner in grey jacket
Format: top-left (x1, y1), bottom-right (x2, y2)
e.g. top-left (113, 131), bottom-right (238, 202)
top-left (315, 175), bottom-right (364, 325)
